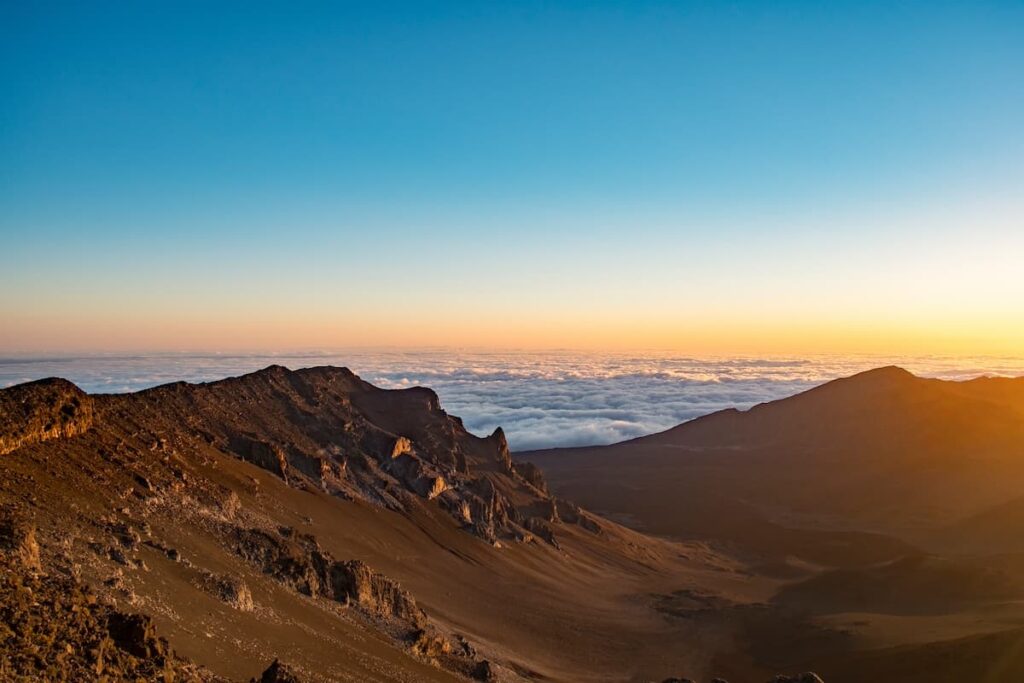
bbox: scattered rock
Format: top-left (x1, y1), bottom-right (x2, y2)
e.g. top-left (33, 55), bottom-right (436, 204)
top-left (390, 436), bottom-right (413, 459)
top-left (455, 634), bottom-right (476, 657)
top-left (0, 558), bottom-right (220, 680)
top-left (108, 520), bottom-right (141, 549)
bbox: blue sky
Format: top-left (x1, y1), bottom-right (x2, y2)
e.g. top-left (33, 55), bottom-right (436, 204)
top-left (2, 2), bottom-right (1023, 353)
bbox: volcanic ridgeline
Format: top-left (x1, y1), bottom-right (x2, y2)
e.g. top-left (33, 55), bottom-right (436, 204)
top-left (2, 365), bottom-right (694, 683)
top-left (1, 365), bottom-right (596, 546)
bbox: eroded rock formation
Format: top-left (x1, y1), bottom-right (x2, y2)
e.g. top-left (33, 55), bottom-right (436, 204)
top-left (0, 378), bottom-right (94, 455)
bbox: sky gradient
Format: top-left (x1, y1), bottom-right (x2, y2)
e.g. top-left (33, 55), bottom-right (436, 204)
top-left (2, 1), bottom-right (1023, 354)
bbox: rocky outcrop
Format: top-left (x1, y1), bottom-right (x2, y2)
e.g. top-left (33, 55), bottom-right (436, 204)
top-left (0, 378), bottom-right (94, 455)
top-left (386, 448), bottom-right (451, 501)
top-left (489, 427), bottom-right (514, 473)
top-left (556, 499), bottom-right (603, 534)
top-left (0, 508), bottom-right (41, 572)
top-left (330, 559), bottom-right (425, 626)
top-left (229, 525), bottom-right (426, 628)
top-left (462, 477), bottom-right (520, 543)
top-left (524, 516), bottom-right (560, 548)
top-left (229, 527), bottom-right (330, 598)
top-left (513, 460), bottom-right (548, 493)
top-left (256, 659), bottom-right (304, 682)
top-left (197, 571), bottom-right (255, 612)
top-left (390, 436), bottom-right (413, 458)
top-left (228, 435), bottom-right (290, 481)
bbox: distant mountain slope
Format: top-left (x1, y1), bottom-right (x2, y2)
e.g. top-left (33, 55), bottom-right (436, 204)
top-left (521, 367), bottom-right (1024, 559)
top-left (641, 366), bottom-right (1024, 456)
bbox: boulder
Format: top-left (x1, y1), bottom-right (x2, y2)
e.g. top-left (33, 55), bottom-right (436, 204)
top-left (257, 659), bottom-right (303, 682)
top-left (472, 659), bottom-right (497, 681)
top-left (106, 613), bottom-right (168, 660)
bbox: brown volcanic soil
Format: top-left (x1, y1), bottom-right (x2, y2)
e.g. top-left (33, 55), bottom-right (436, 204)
top-left (522, 367), bottom-right (1024, 682)
top-left (0, 366), bottom-right (788, 683)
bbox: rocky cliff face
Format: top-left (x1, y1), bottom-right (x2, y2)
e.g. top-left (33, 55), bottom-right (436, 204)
top-left (82, 364), bottom-right (597, 549)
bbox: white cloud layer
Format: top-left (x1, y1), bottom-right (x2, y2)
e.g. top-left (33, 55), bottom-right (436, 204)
top-left (3, 351), bottom-right (1023, 450)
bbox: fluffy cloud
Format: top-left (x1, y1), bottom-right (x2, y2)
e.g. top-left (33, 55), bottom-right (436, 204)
top-left (2, 351), bottom-right (1022, 450)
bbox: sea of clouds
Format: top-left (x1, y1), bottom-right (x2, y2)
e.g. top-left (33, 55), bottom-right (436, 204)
top-left (2, 351), bottom-right (1023, 451)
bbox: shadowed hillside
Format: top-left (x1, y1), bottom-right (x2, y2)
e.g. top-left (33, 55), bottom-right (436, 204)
top-left (523, 367), bottom-right (1024, 555)
top-left (522, 367), bottom-right (1024, 682)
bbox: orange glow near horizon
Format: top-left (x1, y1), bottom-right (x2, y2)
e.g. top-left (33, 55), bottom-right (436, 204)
top-left (3, 306), bottom-right (1023, 357)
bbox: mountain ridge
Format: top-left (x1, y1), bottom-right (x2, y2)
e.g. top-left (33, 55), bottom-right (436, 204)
top-left (0, 364), bottom-right (763, 682)
top-left (6, 363), bottom-right (1024, 681)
